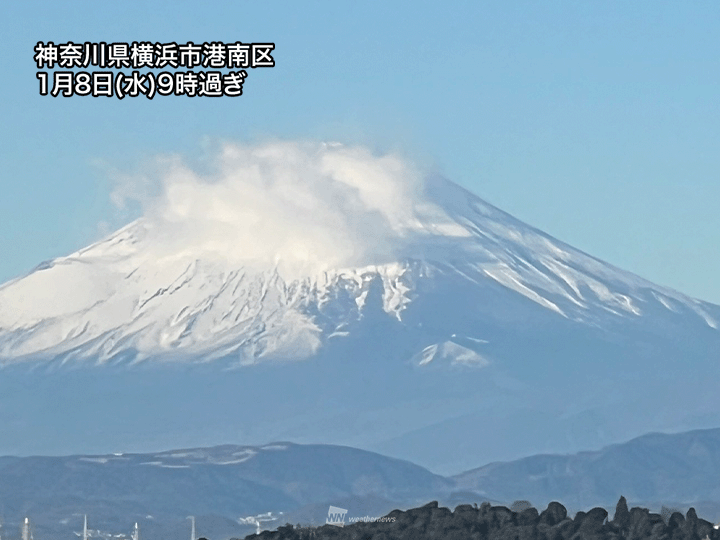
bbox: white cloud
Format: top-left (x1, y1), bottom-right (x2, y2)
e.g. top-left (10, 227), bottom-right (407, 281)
top-left (110, 140), bottom-right (433, 278)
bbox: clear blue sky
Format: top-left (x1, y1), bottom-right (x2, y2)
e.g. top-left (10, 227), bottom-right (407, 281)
top-left (2, 0), bottom-right (719, 303)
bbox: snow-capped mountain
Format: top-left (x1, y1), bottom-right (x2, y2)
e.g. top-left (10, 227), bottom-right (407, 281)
top-left (1, 175), bottom-right (716, 365)
top-left (0, 141), bottom-right (718, 473)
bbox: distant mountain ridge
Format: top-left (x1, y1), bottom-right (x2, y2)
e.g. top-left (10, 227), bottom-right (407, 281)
top-left (6, 428), bottom-right (720, 539)
top-left (0, 442), bottom-right (451, 540)
top-left (454, 427), bottom-right (720, 518)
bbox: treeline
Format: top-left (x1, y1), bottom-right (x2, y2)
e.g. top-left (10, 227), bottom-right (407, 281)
top-left (243, 496), bottom-right (720, 540)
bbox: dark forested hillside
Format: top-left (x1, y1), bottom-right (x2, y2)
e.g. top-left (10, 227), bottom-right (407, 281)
top-left (245, 497), bottom-right (720, 540)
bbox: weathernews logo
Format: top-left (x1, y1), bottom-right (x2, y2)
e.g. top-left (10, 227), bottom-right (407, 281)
top-left (326, 506), bottom-right (348, 527)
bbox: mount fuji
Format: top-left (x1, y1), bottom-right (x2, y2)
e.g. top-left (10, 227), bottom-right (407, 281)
top-left (0, 141), bottom-right (718, 474)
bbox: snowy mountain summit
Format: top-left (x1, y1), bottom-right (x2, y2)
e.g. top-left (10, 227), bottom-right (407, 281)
top-left (0, 141), bottom-right (718, 367)
top-left (2, 141), bottom-right (720, 473)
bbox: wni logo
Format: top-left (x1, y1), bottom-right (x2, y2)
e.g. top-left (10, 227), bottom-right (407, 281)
top-left (326, 506), bottom-right (348, 527)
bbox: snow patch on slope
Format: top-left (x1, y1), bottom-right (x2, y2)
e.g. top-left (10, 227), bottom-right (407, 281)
top-left (413, 341), bottom-right (490, 368)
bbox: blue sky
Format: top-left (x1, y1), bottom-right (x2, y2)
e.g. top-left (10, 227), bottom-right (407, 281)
top-left (2, 0), bottom-right (719, 303)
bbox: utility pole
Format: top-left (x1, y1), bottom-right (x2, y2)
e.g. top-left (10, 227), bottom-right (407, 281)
top-left (21, 518), bottom-right (31, 540)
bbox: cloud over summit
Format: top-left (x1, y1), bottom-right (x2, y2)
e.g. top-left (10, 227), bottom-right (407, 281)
top-left (111, 141), bottom-right (431, 276)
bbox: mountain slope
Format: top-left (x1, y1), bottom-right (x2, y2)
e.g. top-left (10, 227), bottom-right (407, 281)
top-left (7, 430), bottom-right (720, 540)
top-left (0, 442), bottom-right (452, 539)
top-left (0, 142), bottom-right (718, 471)
top-left (1, 174), bottom-right (716, 366)
top-left (454, 427), bottom-right (720, 514)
